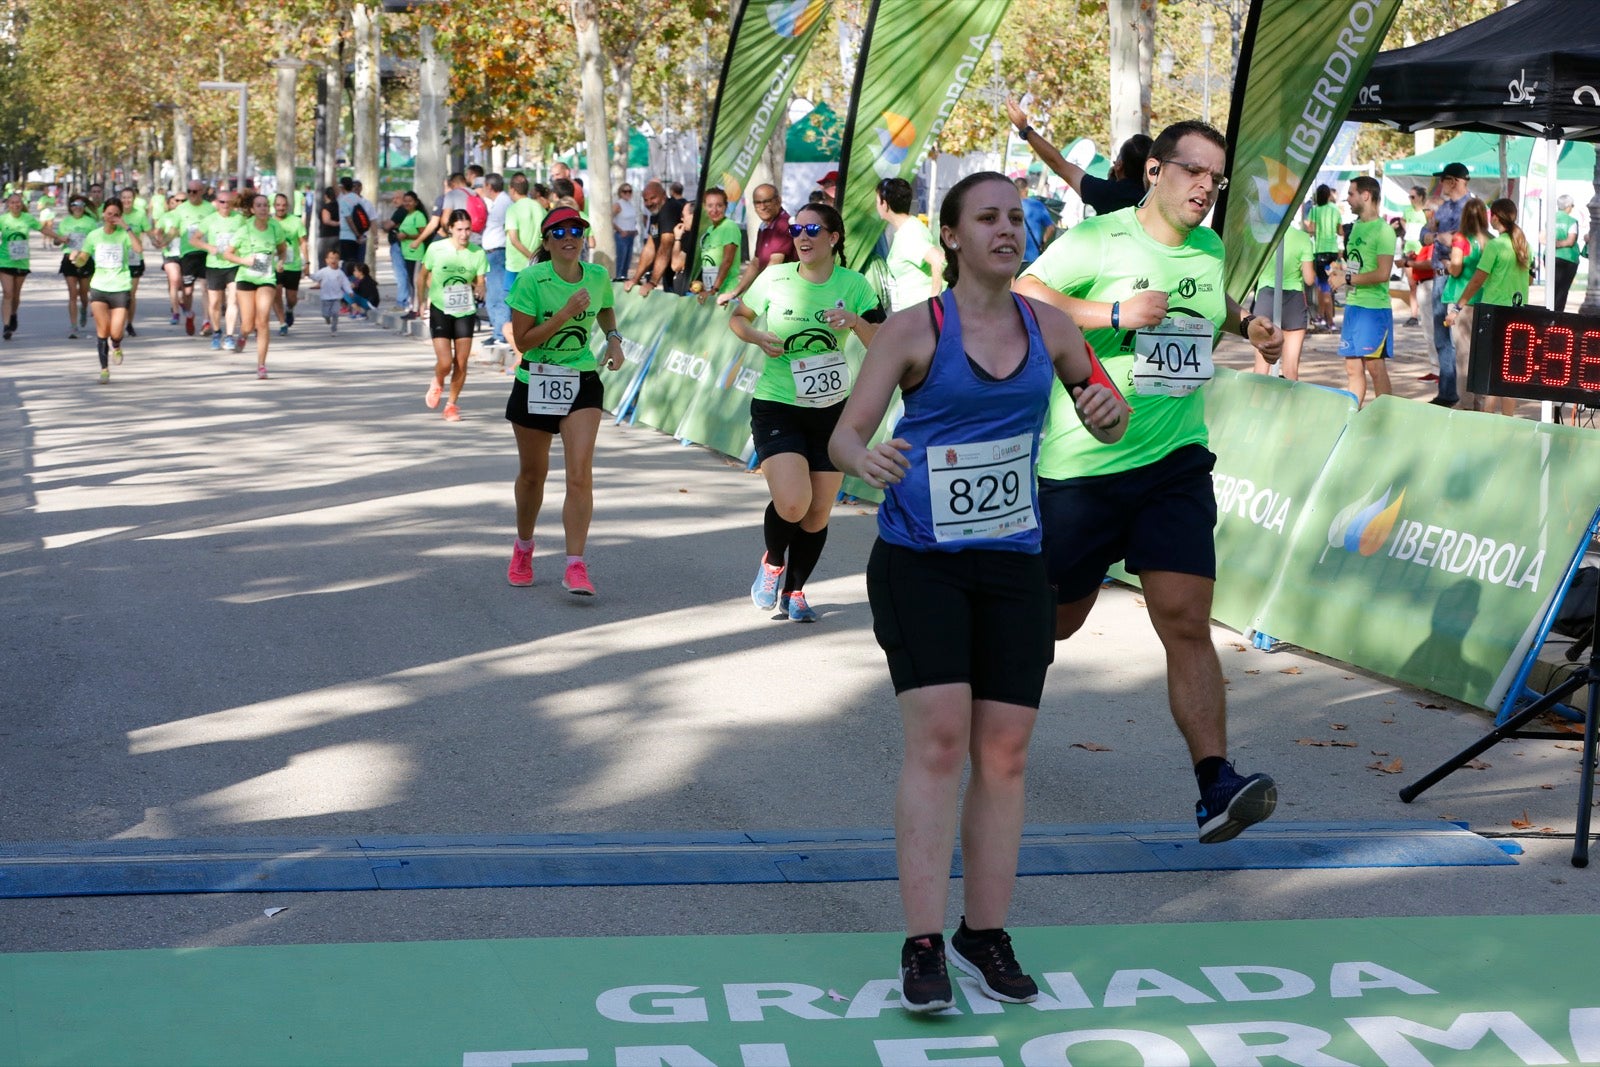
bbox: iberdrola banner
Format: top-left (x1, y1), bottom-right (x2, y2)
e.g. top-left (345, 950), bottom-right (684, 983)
top-left (838, 0), bottom-right (1013, 269)
top-left (694, 0), bottom-right (834, 205)
top-left (1213, 0), bottom-right (1401, 303)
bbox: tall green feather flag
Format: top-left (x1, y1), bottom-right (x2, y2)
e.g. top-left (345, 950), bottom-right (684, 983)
top-left (694, 0), bottom-right (834, 206)
top-left (837, 0), bottom-right (1013, 270)
top-left (1212, 0), bottom-right (1402, 302)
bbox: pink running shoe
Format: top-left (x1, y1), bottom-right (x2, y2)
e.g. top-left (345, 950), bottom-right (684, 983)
top-left (507, 541), bottom-right (534, 587)
top-left (561, 559), bottom-right (596, 596)
top-left (257, 365), bottom-right (269, 380)
top-left (442, 402), bottom-right (461, 422)
top-left (425, 381), bottom-right (442, 409)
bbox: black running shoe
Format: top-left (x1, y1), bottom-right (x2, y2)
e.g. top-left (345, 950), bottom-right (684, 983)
top-left (947, 918), bottom-right (1038, 1003)
top-left (900, 934), bottom-right (953, 1013)
top-left (1196, 764), bottom-right (1278, 844)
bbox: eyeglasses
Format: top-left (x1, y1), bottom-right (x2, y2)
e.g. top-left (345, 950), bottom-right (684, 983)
top-left (619, 187), bottom-right (632, 194)
top-left (753, 196), bottom-right (780, 206)
top-left (546, 225), bottom-right (588, 238)
top-left (788, 222), bottom-right (823, 237)
top-left (1158, 159), bottom-right (1229, 191)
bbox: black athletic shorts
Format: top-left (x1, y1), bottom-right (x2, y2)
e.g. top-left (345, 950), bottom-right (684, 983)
top-left (278, 270), bottom-right (302, 290)
top-left (0, 266), bottom-right (28, 277)
top-left (866, 539), bottom-right (1055, 707)
top-left (60, 254), bottom-right (92, 279)
top-left (205, 266), bottom-right (238, 291)
top-left (89, 288), bottom-right (132, 309)
top-left (235, 280), bottom-right (275, 293)
top-left (505, 368), bottom-right (604, 433)
top-left (750, 397), bottom-right (843, 472)
top-left (429, 305), bottom-right (476, 340)
top-left (128, 262), bottom-right (145, 280)
top-left (180, 251), bottom-right (206, 286)
top-left (1040, 442), bottom-right (1218, 603)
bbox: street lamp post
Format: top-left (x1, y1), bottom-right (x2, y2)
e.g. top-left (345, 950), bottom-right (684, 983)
top-left (1200, 16), bottom-right (1216, 126)
top-left (199, 79), bottom-right (248, 192)
top-left (969, 39), bottom-right (1010, 163)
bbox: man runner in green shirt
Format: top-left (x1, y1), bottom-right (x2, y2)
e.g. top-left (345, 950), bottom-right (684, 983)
top-left (1015, 119), bottom-right (1284, 845)
top-left (1336, 176), bottom-right (1394, 406)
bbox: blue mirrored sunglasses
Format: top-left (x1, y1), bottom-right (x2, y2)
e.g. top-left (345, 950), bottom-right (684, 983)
top-left (788, 222), bottom-right (823, 237)
top-left (546, 225), bottom-right (588, 239)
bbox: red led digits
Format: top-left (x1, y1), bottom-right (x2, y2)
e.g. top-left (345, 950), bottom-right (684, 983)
top-left (1501, 321), bottom-right (1537, 384)
top-left (1542, 326), bottom-right (1575, 387)
top-left (1581, 328), bottom-right (1600, 392)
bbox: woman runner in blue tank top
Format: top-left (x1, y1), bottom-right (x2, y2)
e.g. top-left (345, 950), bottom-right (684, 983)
top-left (831, 171), bottom-right (1126, 1015)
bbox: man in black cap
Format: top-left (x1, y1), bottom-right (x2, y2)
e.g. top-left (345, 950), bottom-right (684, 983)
top-left (1420, 161), bottom-right (1470, 406)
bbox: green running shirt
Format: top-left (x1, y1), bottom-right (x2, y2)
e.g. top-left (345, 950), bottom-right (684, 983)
top-left (741, 262), bottom-right (881, 406)
top-left (506, 260), bottom-right (614, 375)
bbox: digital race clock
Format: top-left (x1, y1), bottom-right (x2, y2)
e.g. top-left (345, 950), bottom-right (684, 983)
top-left (1469, 304), bottom-right (1600, 406)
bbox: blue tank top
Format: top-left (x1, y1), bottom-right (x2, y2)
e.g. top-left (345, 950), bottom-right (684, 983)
top-left (877, 290), bottom-right (1054, 553)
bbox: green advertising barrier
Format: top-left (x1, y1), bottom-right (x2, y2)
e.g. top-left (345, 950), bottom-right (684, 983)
top-left (601, 286), bottom-right (680, 413)
top-left (1254, 396), bottom-right (1600, 709)
top-left (1204, 370), bottom-right (1357, 630)
top-left (631, 297), bottom-right (729, 436)
top-left (676, 305), bottom-right (762, 462)
top-left (7, 916), bottom-right (1600, 1065)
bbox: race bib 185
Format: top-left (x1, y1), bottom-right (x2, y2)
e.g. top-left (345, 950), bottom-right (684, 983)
top-left (526, 362), bottom-right (581, 417)
top-left (925, 432), bottom-right (1036, 543)
top-left (1133, 316), bottom-right (1215, 397)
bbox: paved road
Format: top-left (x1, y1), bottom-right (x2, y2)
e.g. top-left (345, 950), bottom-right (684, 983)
top-left (1, 279), bottom-right (1594, 965)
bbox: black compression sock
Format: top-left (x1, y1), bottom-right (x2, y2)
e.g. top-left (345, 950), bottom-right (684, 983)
top-left (783, 524), bottom-right (829, 593)
top-left (1194, 756), bottom-right (1231, 791)
top-left (763, 502), bottom-right (799, 567)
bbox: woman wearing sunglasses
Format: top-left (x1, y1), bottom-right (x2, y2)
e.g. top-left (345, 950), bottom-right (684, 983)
top-left (503, 207), bottom-right (625, 597)
top-left (728, 202), bottom-right (885, 622)
top-left (414, 208), bottom-right (488, 422)
top-left (831, 171), bottom-right (1125, 1013)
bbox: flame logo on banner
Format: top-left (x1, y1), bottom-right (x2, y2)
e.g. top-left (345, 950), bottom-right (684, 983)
top-left (1326, 485), bottom-right (1406, 557)
top-left (1246, 157), bottom-right (1300, 244)
top-left (873, 112), bottom-right (918, 178)
top-left (719, 174), bottom-right (745, 202)
top-left (766, 0), bottom-right (826, 38)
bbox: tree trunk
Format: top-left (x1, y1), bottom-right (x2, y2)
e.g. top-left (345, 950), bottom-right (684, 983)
top-left (611, 55), bottom-right (636, 193)
top-left (1137, 0), bottom-right (1155, 135)
top-left (572, 0), bottom-right (616, 273)
top-left (173, 107), bottom-right (192, 188)
top-left (322, 59), bottom-right (343, 191)
top-left (272, 58), bottom-right (303, 202)
top-left (1108, 0), bottom-right (1149, 145)
top-left (416, 24), bottom-right (450, 203)
top-left (353, 2), bottom-right (382, 265)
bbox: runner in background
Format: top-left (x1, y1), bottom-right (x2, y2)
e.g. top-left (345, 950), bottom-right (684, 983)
top-left (831, 171), bottom-right (1125, 1014)
top-left (272, 193), bottom-right (308, 335)
top-left (1450, 197), bottom-right (1531, 418)
top-left (0, 192), bottom-right (56, 342)
top-left (728, 202), bottom-right (885, 623)
top-left (1250, 222), bottom-right (1315, 380)
top-left (73, 198), bottom-right (134, 383)
top-left (191, 189), bottom-right (246, 353)
top-left (157, 193), bottom-right (185, 326)
top-left (117, 188), bottom-right (150, 336)
top-left (1308, 184), bottom-right (1342, 332)
top-left (504, 206), bottom-right (623, 596)
top-left (219, 193), bottom-right (286, 380)
top-left (53, 196), bottom-right (99, 339)
top-left (1335, 176), bottom-right (1394, 406)
top-left (694, 187), bottom-right (741, 305)
top-left (168, 182), bottom-right (214, 336)
top-left (876, 177), bottom-right (944, 313)
top-left (413, 208), bottom-right (487, 423)
top-left (1015, 119), bottom-right (1284, 847)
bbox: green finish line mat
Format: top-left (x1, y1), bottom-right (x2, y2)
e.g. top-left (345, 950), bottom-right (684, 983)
top-left (3, 915), bottom-right (1598, 1065)
top-left (0, 822), bottom-right (1516, 898)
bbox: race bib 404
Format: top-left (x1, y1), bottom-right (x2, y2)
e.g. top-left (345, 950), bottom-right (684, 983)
top-left (925, 433), bottom-right (1036, 543)
top-left (1133, 315), bottom-right (1214, 397)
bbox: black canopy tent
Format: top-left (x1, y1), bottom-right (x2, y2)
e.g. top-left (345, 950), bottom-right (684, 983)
top-left (1347, 0), bottom-right (1600, 315)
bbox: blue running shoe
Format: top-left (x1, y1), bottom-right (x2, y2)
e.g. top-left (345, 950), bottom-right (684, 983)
top-left (750, 556), bottom-right (784, 610)
top-left (786, 590), bottom-right (818, 623)
top-left (210, 334), bottom-right (222, 351)
top-left (1197, 766), bottom-right (1277, 844)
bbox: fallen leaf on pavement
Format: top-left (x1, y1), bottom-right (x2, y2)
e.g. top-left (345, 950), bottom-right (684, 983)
top-left (1371, 750), bottom-right (1389, 756)
top-left (1231, 642), bottom-right (1249, 652)
top-left (1415, 701), bottom-right (1446, 709)
top-left (1541, 784), bottom-right (1555, 790)
top-left (1380, 718), bottom-right (1396, 724)
top-left (1133, 597), bottom-right (1146, 607)
top-left (1463, 759), bottom-right (1491, 770)
top-left (1511, 811), bottom-right (1533, 829)
top-left (1244, 669), bottom-right (1261, 675)
top-left (1556, 742), bottom-right (1584, 752)
top-left (1279, 666), bottom-right (1303, 675)
top-left (1367, 758), bottom-right (1404, 774)
top-left (1072, 742), bottom-right (1111, 752)
top-left (1342, 675), bottom-right (1356, 680)
top-left (1331, 723), bottom-right (1348, 730)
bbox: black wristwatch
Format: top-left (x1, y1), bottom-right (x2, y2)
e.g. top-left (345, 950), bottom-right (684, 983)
top-left (1239, 314), bottom-right (1258, 339)
top-left (1016, 124), bottom-right (1034, 141)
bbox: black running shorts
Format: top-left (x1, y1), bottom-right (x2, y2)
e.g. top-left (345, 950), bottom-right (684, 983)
top-left (1040, 443), bottom-right (1219, 604)
top-left (429, 304), bottom-right (476, 340)
top-left (750, 397), bottom-right (843, 472)
top-left (205, 266), bottom-right (238, 291)
top-left (867, 539), bottom-right (1055, 707)
top-left (505, 368), bottom-right (604, 433)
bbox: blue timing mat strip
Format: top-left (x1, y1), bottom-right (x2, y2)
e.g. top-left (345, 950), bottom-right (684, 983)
top-left (0, 820), bottom-right (1516, 898)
